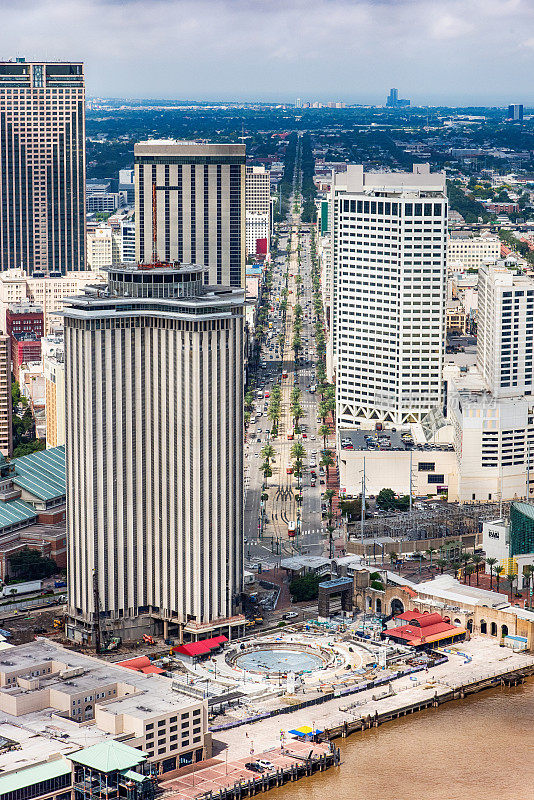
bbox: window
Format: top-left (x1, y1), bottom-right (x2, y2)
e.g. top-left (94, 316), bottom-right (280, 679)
top-left (428, 474), bottom-right (444, 484)
top-left (418, 462), bottom-right (435, 472)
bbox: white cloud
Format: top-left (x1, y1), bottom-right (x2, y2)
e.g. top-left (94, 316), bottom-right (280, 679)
top-left (0, 0), bottom-right (532, 102)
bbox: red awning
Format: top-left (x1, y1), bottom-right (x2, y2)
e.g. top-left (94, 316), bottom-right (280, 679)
top-left (173, 635), bottom-right (229, 657)
top-left (118, 656), bottom-right (152, 670)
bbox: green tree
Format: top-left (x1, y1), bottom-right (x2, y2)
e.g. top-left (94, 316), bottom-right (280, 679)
top-left (471, 553), bottom-right (483, 586)
top-left (318, 424), bottom-right (330, 450)
top-left (486, 557), bottom-right (498, 590)
top-left (289, 574), bottom-right (321, 602)
top-left (8, 547), bottom-right (57, 581)
top-left (339, 497), bottom-right (361, 522)
top-left (320, 450), bottom-right (335, 481)
top-left (495, 565), bottom-right (504, 592)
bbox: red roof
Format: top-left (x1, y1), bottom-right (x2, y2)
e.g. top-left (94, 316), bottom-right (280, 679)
top-left (388, 612), bottom-right (465, 646)
top-left (117, 656), bottom-right (152, 671)
top-left (173, 635), bottom-right (229, 658)
top-left (141, 665), bottom-right (165, 674)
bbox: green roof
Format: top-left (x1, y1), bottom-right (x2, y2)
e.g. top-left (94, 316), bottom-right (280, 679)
top-left (0, 498), bottom-right (37, 529)
top-left (511, 501), bottom-right (534, 520)
top-left (12, 445), bottom-right (65, 502)
top-left (69, 740), bottom-right (146, 773)
top-left (123, 770), bottom-right (146, 783)
top-left (0, 758), bottom-right (70, 797)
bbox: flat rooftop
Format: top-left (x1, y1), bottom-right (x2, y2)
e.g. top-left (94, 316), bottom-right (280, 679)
top-left (339, 429), bottom-right (454, 453)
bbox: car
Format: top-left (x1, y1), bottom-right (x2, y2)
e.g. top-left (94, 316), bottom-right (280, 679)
top-left (245, 762), bottom-right (264, 774)
top-left (310, 435), bottom-right (316, 441)
top-left (254, 453), bottom-right (259, 458)
top-left (256, 760), bottom-right (275, 771)
top-left (256, 437), bottom-right (261, 443)
top-left (283, 611), bottom-right (299, 620)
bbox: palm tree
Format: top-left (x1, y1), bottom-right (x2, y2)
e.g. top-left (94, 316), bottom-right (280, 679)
top-left (425, 547), bottom-right (437, 571)
top-left (290, 441), bottom-right (306, 462)
top-left (486, 557), bottom-right (498, 590)
top-left (506, 572), bottom-right (516, 600)
top-left (261, 444), bottom-right (275, 465)
top-left (320, 450), bottom-right (335, 481)
top-left (436, 558), bottom-right (447, 575)
top-left (460, 553), bottom-right (471, 583)
top-left (523, 565), bottom-right (534, 608)
top-left (389, 551), bottom-right (398, 567)
top-left (465, 565), bottom-right (474, 585)
top-left (318, 424), bottom-right (330, 450)
top-left (471, 554), bottom-right (483, 586)
top-left (261, 461), bottom-right (272, 482)
top-left (495, 565), bottom-right (504, 593)
top-left (326, 523), bottom-right (336, 558)
top-left (323, 488), bottom-right (335, 512)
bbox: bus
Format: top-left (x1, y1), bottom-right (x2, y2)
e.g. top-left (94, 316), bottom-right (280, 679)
top-left (287, 521), bottom-right (296, 537)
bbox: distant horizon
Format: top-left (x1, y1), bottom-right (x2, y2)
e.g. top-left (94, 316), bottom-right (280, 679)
top-left (2, 0), bottom-right (534, 104)
top-left (86, 96), bottom-right (530, 111)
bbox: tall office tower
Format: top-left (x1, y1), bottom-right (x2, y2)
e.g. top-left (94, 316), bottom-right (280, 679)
top-left (0, 335), bottom-right (12, 456)
top-left (295, 98), bottom-right (302, 108)
top-left (245, 165), bottom-right (271, 256)
top-left (477, 262), bottom-right (534, 399)
top-left (330, 164), bottom-right (447, 427)
top-left (0, 58), bottom-right (86, 274)
top-left (63, 262), bottom-right (245, 644)
top-left (507, 104), bottom-right (524, 121)
top-left (386, 88), bottom-right (399, 107)
top-left (134, 141), bottom-right (246, 287)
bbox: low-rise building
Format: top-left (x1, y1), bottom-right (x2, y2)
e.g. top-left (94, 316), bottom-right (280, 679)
top-left (0, 640), bottom-right (210, 776)
top-left (447, 232), bottom-right (501, 269)
top-left (42, 336), bottom-right (65, 448)
top-left (338, 428), bottom-right (456, 498)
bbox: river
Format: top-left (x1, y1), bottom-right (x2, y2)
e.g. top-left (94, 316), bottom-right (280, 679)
top-left (269, 679), bottom-right (534, 800)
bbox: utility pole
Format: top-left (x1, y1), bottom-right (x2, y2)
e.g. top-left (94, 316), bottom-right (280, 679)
top-left (409, 450), bottom-right (413, 513)
top-left (361, 456), bottom-right (366, 547)
top-left (527, 442), bottom-right (530, 500)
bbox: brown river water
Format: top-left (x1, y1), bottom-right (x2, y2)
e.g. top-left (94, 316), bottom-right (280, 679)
top-left (268, 679), bottom-right (534, 800)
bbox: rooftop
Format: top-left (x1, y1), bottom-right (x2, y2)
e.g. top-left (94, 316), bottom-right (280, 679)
top-left (12, 445), bottom-right (65, 501)
top-left (69, 740), bottom-right (146, 772)
top-left (338, 429), bottom-right (453, 453)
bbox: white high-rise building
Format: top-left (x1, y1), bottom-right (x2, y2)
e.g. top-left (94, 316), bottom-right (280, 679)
top-left (477, 261), bottom-right (534, 399)
top-left (447, 262), bottom-right (534, 502)
top-left (134, 140), bottom-right (246, 287)
top-left (245, 166), bottom-right (271, 256)
top-left (330, 164), bottom-right (447, 427)
top-left (63, 262), bottom-right (245, 644)
top-left (120, 221), bottom-right (136, 262)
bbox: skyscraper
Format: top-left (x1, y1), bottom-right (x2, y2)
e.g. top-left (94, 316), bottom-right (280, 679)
top-left (0, 58), bottom-right (86, 274)
top-left (245, 165), bottom-right (271, 256)
top-left (329, 164), bottom-right (447, 427)
top-left (63, 262), bottom-right (245, 644)
top-left (507, 104), bottom-right (524, 121)
top-left (134, 140), bottom-right (246, 287)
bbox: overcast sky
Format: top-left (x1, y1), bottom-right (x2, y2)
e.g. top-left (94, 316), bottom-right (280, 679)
top-left (1, 0), bottom-right (534, 104)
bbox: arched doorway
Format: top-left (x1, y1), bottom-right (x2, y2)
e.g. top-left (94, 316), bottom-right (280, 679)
top-left (467, 619), bottom-right (473, 633)
top-left (390, 598), bottom-right (404, 616)
top-left (376, 598), bottom-right (382, 614)
top-left (454, 618), bottom-right (462, 625)
top-left (491, 622), bottom-right (497, 636)
top-left (501, 624), bottom-right (509, 638)
top-left (367, 596), bottom-right (373, 611)
top-left (480, 620), bottom-right (487, 634)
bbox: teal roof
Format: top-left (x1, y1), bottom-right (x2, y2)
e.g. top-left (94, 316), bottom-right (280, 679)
top-left (511, 501), bottom-right (534, 520)
top-left (0, 498), bottom-right (37, 528)
top-left (0, 758), bottom-right (70, 797)
top-left (69, 740), bottom-right (146, 773)
top-left (12, 445), bottom-right (65, 502)
top-left (123, 771), bottom-right (146, 783)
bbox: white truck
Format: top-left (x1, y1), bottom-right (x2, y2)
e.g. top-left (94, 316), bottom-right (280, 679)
top-left (1, 580), bottom-right (43, 597)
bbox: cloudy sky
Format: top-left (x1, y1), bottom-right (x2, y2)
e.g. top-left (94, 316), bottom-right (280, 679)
top-left (1, 0), bottom-right (534, 104)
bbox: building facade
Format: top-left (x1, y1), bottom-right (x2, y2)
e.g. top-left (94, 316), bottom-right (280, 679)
top-left (63, 263), bottom-right (245, 644)
top-left (477, 262), bottom-right (534, 399)
top-left (330, 164), bottom-right (447, 427)
top-left (0, 58), bottom-right (86, 274)
top-left (447, 233), bottom-right (501, 269)
top-left (42, 335), bottom-right (65, 447)
top-left (0, 336), bottom-right (11, 456)
top-left (134, 141), bottom-right (246, 287)
top-left (0, 268), bottom-right (105, 334)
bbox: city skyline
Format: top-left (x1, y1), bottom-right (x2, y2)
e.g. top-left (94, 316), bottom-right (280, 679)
top-left (0, 0), bottom-right (533, 104)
